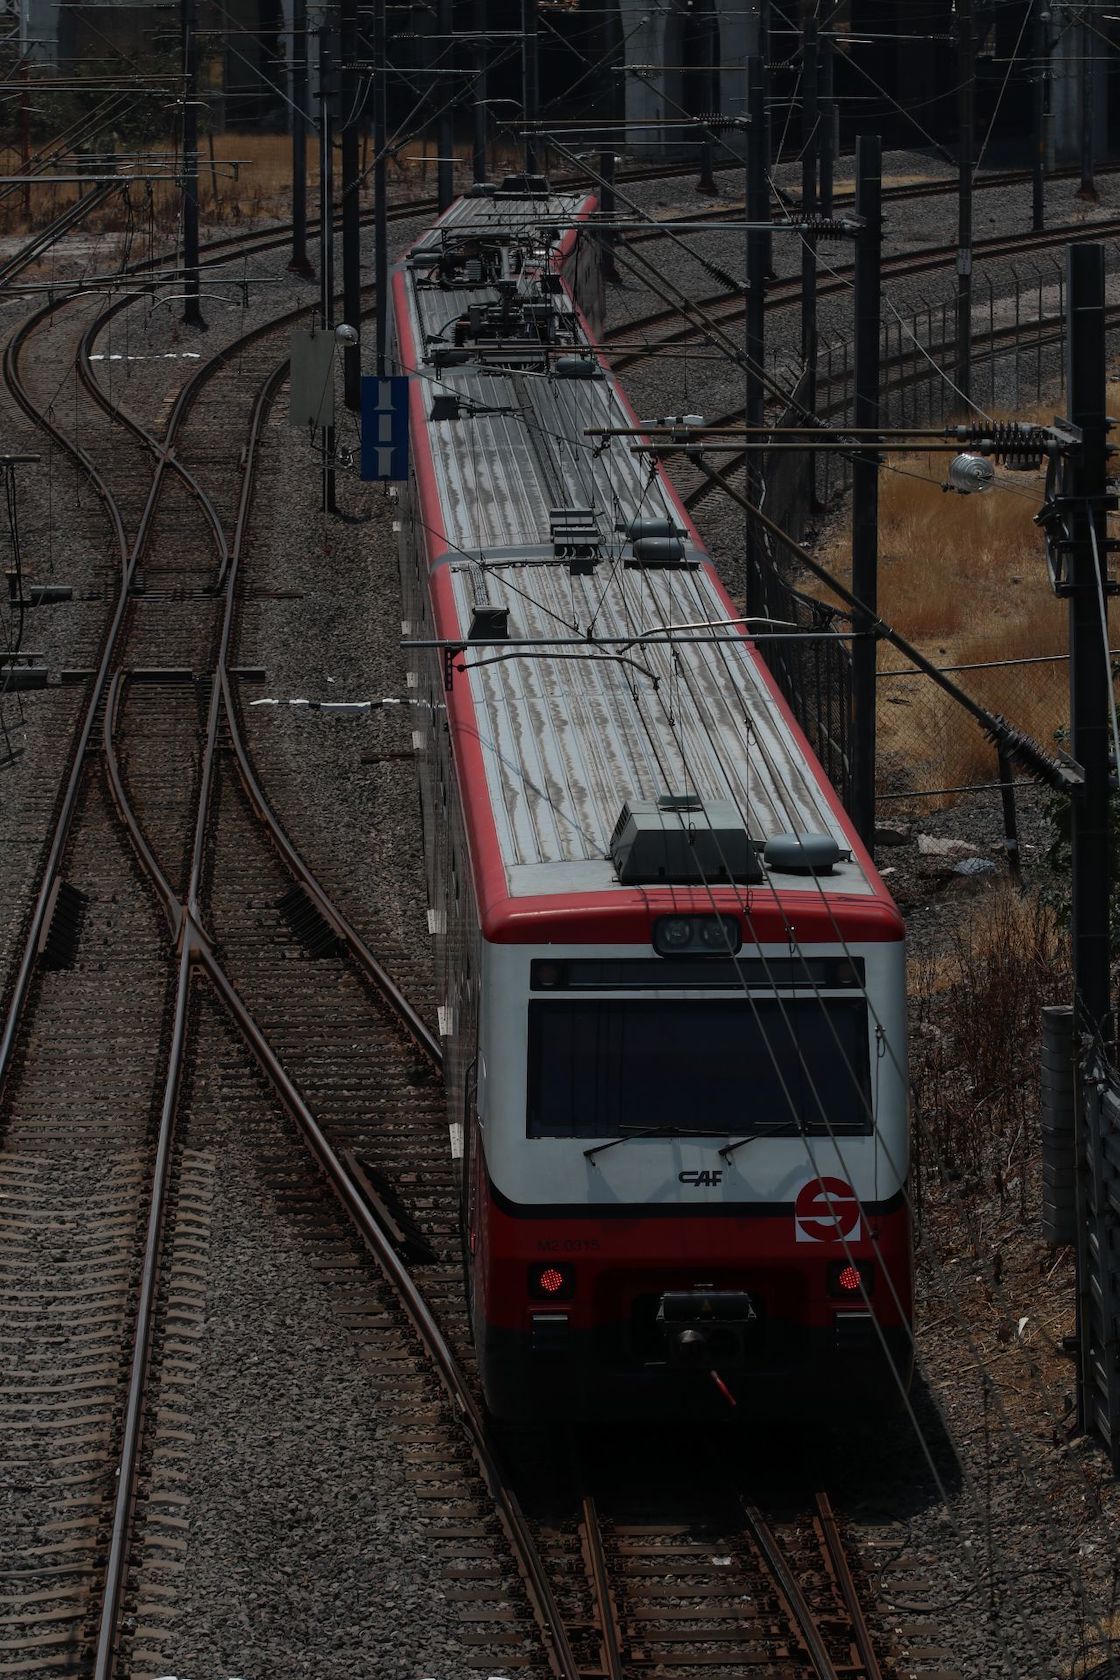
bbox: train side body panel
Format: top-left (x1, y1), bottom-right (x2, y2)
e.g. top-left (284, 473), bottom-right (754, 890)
top-left (393, 185), bottom-right (912, 1419)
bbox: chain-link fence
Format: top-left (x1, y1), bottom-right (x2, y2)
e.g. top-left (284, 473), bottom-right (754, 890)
top-left (757, 251), bottom-right (1108, 516)
top-left (876, 653), bottom-right (1070, 811)
top-left (753, 251), bottom-right (1120, 829)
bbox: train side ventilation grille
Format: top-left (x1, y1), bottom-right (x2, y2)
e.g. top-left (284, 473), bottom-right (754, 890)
top-left (275, 885), bottom-right (344, 959)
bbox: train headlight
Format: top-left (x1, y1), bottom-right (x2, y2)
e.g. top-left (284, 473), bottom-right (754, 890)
top-left (529, 1262), bottom-right (575, 1300)
top-left (657, 916), bottom-right (693, 951)
top-left (652, 914), bottom-right (741, 957)
top-left (697, 917), bottom-right (730, 951)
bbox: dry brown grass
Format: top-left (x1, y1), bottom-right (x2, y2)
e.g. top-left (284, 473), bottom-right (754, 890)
top-left (0, 128), bottom-right (531, 239)
top-left (809, 392), bottom-right (1120, 802)
top-left (911, 883), bottom-right (1068, 1208)
top-left (0, 132), bottom-right (302, 239)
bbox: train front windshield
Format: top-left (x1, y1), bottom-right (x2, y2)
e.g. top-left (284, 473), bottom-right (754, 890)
top-left (526, 997), bottom-right (872, 1139)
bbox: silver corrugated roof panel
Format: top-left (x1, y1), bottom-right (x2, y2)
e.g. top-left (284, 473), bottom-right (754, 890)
top-left (398, 194), bottom-right (870, 900)
top-left (444, 561), bottom-right (869, 896)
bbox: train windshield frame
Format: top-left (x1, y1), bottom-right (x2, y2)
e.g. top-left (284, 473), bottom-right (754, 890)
top-left (526, 996), bottom-right (873, 1140)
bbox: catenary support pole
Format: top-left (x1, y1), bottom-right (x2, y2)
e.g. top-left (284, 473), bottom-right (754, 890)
top-left (1065, 241), bottom-right (1114, 1453)
top-left (744, 55), bottom-right (767, 617)
top-left (181, 0), bottom-right (204, 326)
top-left (522, 0), bottom-right (539, 175)
top-left (373, 0), bottom-right (388, 377)
top-left (319, 18), bottom-right (336, 514)
top-left (800, 0), bottom-right (819, 498)
top-left (696, 1), bottom-right (717, 195)
top-left (19, 59), bottom-right (30, 223)
top-left (340, 0), bottom-right (362, 409)
top-left (849, 134), bottom-right (881, 848)
top-left (819, 1), bottom-right (835, 217)
top-left (437, 0), bottom-right (455, 210)
top-left (472, 0), bottom-right (488, 182)
top-left (759, 0), bottom-right (772, 275)
top-left (955, 0), bottom-right (974, 405)
top-left (290, 0), bottom-right (313, 276)
top-left (1068, 242), bottom-right (1112, 1039)
top-left (598, 147), bottom-right (619, 282)
top-left (1077, 5), bottom-right (1098, 202)
top-left (1031, 0), bottom-right (1047, 231)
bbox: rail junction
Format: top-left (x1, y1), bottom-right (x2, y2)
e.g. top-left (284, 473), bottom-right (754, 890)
top-left (0, 94), bottom-right (1117, 1680)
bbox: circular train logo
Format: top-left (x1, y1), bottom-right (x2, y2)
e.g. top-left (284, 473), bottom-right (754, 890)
top-left (793, 1176), bottom-right (862, 1244)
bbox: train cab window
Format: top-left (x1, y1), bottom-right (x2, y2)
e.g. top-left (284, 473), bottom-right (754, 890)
top-left (526, 997), bottom-right (872, 1139)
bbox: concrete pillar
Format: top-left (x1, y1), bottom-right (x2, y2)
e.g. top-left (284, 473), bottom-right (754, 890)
top-left (617, 0), bottom-right (759, 159)
top-left (279, 0), bottom-right (296, 124)
top-left (1047, 1), bottom-right (1109, 169)
top-left (715, 0), bottom-right (760, 135)
top-left (26, 0), bottom-right (61, 66)
top-left (617, 1), bottom-right (670, 152)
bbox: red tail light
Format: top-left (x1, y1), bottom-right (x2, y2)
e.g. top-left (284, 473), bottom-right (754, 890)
top-left (827, 1260), bottom-right (873, 1298)
top-left (528, 1262), bottom-right (575, 1300)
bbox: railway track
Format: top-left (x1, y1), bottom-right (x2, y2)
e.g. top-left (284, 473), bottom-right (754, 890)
top-left (0, 164), bottom-right (980, 1678)
top-left (0, 258), bottom-right (584, 1676)
top-left (527, 1472), bottom-right (894, 1680)
top-left (617, 158), bottom-right (1120, 257)
top-left (11, 152), bottom-right (1113, 301)
top-left (605, 212), bottom-right (1120, 372)
top-left (673, 292), bottom-right (1093, 511)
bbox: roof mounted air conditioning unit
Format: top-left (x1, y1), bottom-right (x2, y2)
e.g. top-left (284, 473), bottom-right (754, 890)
top-left (609, 797), bottom-right (762, 885)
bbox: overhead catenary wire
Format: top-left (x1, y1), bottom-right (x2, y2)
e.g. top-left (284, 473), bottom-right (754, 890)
top-left (382, 125), bottom-right (1111, 1668)
top-left (570, 564), bottom-right (1098, 1665)
top-left (571, 487), bottom-right (1102, 1659)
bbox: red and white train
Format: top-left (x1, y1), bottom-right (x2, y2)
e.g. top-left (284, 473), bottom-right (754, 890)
top-left (392, 179), bottom-right (911, 1419)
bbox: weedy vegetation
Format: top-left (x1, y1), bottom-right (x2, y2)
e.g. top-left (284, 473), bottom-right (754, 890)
top-left (813, 396), bottom-right (1120, 804)
top-left (0, 130), bottom-right (528, 241)
top-left (909, 885), bottom-right (1068, 1229)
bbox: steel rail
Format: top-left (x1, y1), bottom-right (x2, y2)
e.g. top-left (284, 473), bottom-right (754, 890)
top-left (93, 337), bottom-right (568, 1676)
top-left (91, 933), bottom-right (193, 1680)
top-left (92, 343), bottom-right (312, 1680)
top-left (218, 643), bottom-right (442, 1068)
top-left (217, 339), bottom-right (441, 1062)
top-left (579, 1493), bottom-right (626, 1680)
top-left (0, 180), bottom-right (117, 287)
top-left (202, 951), bottom-right (582, 1680)
top-left (213, 296), bottom-right (441, 1061)
top-left (102, 671), bottom-right (182, 942)
top-left (0, 155), bottom-right (741, 300)
top-left (75, 322), bottom-right (230, 577)
top-left (91, 345), bottom-right (287, 1680)
top-left (741, 1501), bottom-right (843, 1680)
top-left (0, 278), bottom-right (375, 1096)
top-left (606, 213), bottom-right (1120, 371)
top-left (11, 294), bottom-right (325, 1671)
top-left (621, 159), bottom-right (1120, 250)
top-left (680, 294), bottom-right (1120, 510)
top-left (0, 290), bottom-right (225, 1093)
top-left (815, 1491), bottom-right (884, 1680)
top-left (8, 152), bottom-right (1089, 305)
top-left (0, 296), bottom-right (133, 1095)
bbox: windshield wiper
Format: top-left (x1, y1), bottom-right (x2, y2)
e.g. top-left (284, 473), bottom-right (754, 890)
top-left (720, 1125), bottom-right (791, 1162)
top-left (584, 1125), bottom-right (730, 1162)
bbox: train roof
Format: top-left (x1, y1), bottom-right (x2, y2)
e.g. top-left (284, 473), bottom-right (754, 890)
top-left (394, 190), bottom-right (898, 933)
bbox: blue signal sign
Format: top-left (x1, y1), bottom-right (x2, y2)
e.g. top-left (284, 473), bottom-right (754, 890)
top-left (360, 376), bottom-right (410, 482)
